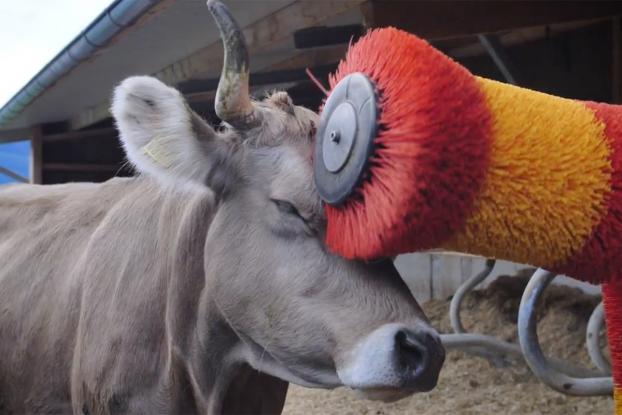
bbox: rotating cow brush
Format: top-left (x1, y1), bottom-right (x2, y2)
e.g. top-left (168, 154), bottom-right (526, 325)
top-left (313, 27), bottom-right (622, 412)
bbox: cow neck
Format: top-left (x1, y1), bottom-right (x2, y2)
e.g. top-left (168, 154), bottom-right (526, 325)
top-left (161, 196), bottom-right (287, 414)
top-left (161, 293), bottom-right (234, 413)
top-left (196, 309), bottom-right (243, 414)
top-left (183, 300), bottom-right (287, 415)
top-left (156, 193), bottom-right (241, 414)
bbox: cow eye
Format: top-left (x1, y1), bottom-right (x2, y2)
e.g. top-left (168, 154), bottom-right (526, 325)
top-left (272, 199), bottom-right (305, 220)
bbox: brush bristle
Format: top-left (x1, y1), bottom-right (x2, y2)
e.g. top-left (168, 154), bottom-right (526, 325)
top-left (324, 28), bottom-right (491, 259)
top-left (603, 282), bottom-right (622, 409)
top-left (554, 102), bottom-right (622, 282)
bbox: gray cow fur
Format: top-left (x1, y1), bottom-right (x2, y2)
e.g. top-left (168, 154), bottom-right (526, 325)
top-left (0, 77), bottom-right (435, 414)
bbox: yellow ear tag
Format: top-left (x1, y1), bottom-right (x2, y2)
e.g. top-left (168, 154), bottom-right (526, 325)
top-left (141, 135), bottom-right (173, 168)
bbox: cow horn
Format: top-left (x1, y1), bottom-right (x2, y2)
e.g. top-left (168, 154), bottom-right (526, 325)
top-left (207, 0), bottom-right (261, 130)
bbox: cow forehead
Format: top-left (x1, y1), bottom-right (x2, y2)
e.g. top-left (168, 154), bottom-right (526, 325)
top-left (270, 146), bottom-right (314, 194)
top-left (252, 92), bottom-right (318, 147)
top-left (242, 92), bottom-right (321, 212)
top-left (252, 143), bottom-right (321, 217)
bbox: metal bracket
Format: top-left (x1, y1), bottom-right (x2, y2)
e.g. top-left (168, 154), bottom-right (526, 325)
top-left (478, 34), bottom-right (519, 85)
top-left (586, 301), bottom-right (611, 375)
top-left (447, 259), bottom-right (514, 366)
top-left (518, 269), bottom-right (612, 396)
top-left (442, 261), bottom-right (601, 378)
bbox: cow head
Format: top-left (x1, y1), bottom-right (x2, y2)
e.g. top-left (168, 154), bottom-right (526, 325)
top-left (111, 0), bottom-right (444, 403)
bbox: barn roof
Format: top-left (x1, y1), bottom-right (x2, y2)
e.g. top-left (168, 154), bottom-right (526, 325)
top-left (2, 0), bottom-right (621, 142)
top-left (0, 0), bottom-right (364, 139)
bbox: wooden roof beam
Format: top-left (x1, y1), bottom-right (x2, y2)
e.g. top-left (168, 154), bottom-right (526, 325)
top-left (71, 0), bottom-right (365, 130)
top-left (362, 1), bottom-right (622, 40)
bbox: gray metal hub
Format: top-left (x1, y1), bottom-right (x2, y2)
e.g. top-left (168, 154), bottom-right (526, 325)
top-left (314, 72), bottom-right (378, 205)
top-left (322, 102), bottom-right (357, 173)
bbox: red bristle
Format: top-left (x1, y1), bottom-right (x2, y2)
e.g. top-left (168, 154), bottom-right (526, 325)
top-left (324, 28), bottom-right (492, 259)
top-left (603, 282), bottom-right (622, 388)
top-left (305, 68), bottom-right (329, 97)
top-left (553, 102), bottom-right (622, 283)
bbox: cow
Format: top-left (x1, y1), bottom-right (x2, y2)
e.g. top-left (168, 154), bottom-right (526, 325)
top-left (0, 1), bottom-right (445, 414)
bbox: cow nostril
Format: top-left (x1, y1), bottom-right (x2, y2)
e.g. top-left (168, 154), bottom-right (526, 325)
top-left (394, 329), bottom-right (429, 377)
top-left (394, 328), bottom-right (445, 391)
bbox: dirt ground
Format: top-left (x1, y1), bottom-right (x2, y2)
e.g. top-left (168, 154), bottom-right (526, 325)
top-left (282, 272), bottom-right (613, 414)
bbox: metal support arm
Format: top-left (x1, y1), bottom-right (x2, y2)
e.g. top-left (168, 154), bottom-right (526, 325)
top-left (518, 268), bottom-right (612, 396)
top-left (450, 258), bottom-right (496, 333)
top-left (586, 301), bottom-right (611, 375)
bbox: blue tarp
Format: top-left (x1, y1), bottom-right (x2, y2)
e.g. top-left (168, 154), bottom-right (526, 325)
top-left (0, 140), bottom-right (30, 184)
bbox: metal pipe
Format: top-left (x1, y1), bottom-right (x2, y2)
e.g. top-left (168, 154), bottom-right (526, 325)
top-left (445, 258), bottom-right (600, 375)
top-left (442, 333), bottom-right (520, 356)
top-left (441, 333), bottom-right (601, 378)
top-left (586, 301), bottom-right (611, 375)
top-left (450, 258), bottom-right (496, 333)
top-left (447, 258), bottom-right (511, 366)
top-left (518, 268), bottom-right (612, 395)
top-left (478, 34), bottom-right (519, 85)
top-left (0, 165), bottom-right (28, 183)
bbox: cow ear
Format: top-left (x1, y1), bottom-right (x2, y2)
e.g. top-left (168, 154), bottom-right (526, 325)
top-left (111, 76), bottom-right (238, 195)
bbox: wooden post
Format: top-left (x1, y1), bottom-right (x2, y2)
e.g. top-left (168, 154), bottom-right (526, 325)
top-left (29, 125), bottom-right (42, 184)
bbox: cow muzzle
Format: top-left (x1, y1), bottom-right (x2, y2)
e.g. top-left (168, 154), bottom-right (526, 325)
top-left (336, 323), bottom-right (445, 401)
